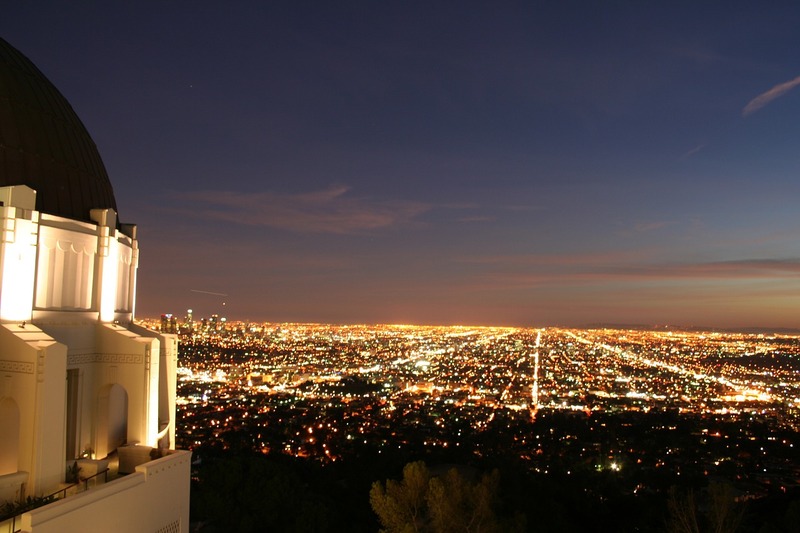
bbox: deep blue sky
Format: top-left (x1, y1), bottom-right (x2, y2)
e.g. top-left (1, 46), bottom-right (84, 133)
top-left (4, 3), bottom-right (800, 327)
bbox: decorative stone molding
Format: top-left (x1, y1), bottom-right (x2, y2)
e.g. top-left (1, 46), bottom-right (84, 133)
top-left (0, 360), bottom-right (34, 374)
top-left (67, 353), bottom-right (144, 366)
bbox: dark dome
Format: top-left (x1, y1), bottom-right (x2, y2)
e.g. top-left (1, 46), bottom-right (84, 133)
top-left (0, 38), bottom-right (117, 222)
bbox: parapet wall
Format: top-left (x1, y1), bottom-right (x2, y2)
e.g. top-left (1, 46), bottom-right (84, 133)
top-left (19, 450), bottom-right (191, 533)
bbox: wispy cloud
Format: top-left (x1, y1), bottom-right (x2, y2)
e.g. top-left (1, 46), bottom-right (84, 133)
top-left (172, 185), bottom-right (430, 234)
top-left (680, 143), bottom-right (705, 160)
top-left (742, 75), bottom-right (800, 116)
top-left (457, 215), bottom-right (495, 223)
top-left (602, 258), bottom-right (800, 280)
top-left (504, 204), bottom-right (545, 212)
top-left (459, 250), bottom-right (653, 267)
top-left (456, 253), bottom-right (800, 291)
top-left (632, 221), bottom-right (672, 233)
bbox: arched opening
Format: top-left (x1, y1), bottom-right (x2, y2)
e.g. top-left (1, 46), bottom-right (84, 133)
top-left (0, 397), bottom-right (20, 475)
top-left (96, 384), bottom-right (128, 458)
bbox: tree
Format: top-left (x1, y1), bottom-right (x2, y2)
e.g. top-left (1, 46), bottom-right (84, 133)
top-left (370, 461), bottom-right (514, 533)
top-left (667, 482), bottom-right (744, 533)
top-left (667, 487), bottom-right (701, 533)
top-left (370, 461), bottom-right (431, 533)
top-left (427, 468), bottom-right (501, 533)
top-left (706, 482), bottom-right (745, 533)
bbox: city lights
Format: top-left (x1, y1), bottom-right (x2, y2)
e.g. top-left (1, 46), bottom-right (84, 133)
top-left (137, 316), bottom-right (800, 501)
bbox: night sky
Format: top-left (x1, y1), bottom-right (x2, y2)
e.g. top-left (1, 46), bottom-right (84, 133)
top-left (3, 3), bottom-right (800, 328)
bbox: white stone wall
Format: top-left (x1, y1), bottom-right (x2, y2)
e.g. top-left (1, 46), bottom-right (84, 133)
top-left (35, 226), bottom-right (96, 310)
top-left (21, 451), bottom-right (192, 533)
top-left (0, 185), bottom-right (187, 532)
top-left (0, 324), bottom-right (67, 497)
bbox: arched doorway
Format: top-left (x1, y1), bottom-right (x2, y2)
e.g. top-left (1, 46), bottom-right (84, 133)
top-left (0, 397), bottom-right (20, 475)
top-left (96, 384), bottom-right (128, 458)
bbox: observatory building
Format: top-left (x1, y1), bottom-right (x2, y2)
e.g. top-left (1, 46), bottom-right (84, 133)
top-left (0, 38), bottom-right (190, 532)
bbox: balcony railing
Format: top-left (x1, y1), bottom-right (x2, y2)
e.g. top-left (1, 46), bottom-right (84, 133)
top-left (53, 468), bottom-right (110, 499)
top-left (0, 468), bottom-right (109, 533)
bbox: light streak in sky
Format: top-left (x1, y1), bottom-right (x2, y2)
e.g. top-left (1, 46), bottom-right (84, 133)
top-left (190, 289), bottom-right (229, 297)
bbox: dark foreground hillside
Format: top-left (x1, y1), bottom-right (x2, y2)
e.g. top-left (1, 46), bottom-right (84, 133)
top-left (188, 439), bottom-right (800, 532)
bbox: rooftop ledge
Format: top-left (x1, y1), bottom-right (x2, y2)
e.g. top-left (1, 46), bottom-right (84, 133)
top-left (17, 450), bottom-right (191, 533)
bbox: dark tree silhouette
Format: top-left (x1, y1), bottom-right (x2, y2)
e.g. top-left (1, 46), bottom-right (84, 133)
top-left (667, 482), bottom-right (745, 533)
top-left (370, 461), bottom-right (522, 533)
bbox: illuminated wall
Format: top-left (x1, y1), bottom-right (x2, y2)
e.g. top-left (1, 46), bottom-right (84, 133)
top-left (20, 451), bottom-right (191, 533)
top-left (35, 225), bottom-right (96, 310)
top-left (0, 185), bottom-right (188, 532)
top-left (0, 187), bottom-right (38, 322)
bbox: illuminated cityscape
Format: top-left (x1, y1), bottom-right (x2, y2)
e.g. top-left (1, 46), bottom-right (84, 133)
top-left (7, 3), bottom-right (800, 532)
top-left (140, 316), bottom-right (800, 529)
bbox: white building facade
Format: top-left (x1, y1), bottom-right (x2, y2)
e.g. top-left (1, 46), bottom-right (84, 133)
top-left (0, 39), bottom-right (190, 532)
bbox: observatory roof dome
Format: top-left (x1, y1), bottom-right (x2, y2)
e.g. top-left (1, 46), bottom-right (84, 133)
top-left (0, 38), bottom-right (117, 222)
